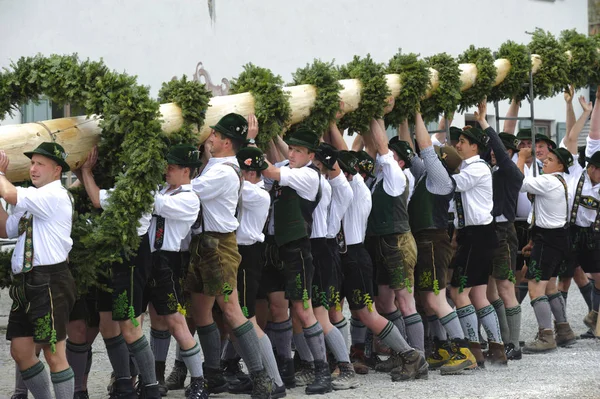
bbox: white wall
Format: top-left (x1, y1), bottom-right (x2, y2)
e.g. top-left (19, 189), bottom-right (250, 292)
top-left (0, 0), bottom-right (590, 132)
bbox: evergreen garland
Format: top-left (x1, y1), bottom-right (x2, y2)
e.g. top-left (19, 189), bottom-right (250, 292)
top-left (384, 51), bottom-right (430, 126)
top-left (158, 75), bottom-right (213, 146)
top-left (421, 53), bottom-right (462, 122)
top-left (457, 46), bottom-right (497, 112)
top-left (527, 28), bottom-right (570, 100)
top-left (337, 55), bottom-right (390, 135)
top-left (230, 64), bottom-right (291, 150)
top-left (560, 29), bottom-right (600, 88)
top-left (291, 59), bottom-right (342, 135)
top-left (488, 41), bottom-right (530, 103)
top-left (0, 54), bottom-right (166, 291)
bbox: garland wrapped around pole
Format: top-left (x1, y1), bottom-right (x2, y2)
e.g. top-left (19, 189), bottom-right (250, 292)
top-left (526, 28), bottom-right (570, 100)
top-left (488, 41), bottom-right (531, 103)
top-left (457, 46), bottom-right (497, 112)
top-left (560, 29), bottom-right (600, 88)
top-left (421, 52), bottom-right (462, 122)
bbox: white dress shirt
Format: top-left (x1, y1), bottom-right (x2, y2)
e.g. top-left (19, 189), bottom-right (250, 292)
top-left (453, 155), bottom-right (494, 227)
top-left (237, 180), bottom-right (270, 245)
top-left (6, 180), bottom-right (73, 274)
top-left (521, 172), bottom-right (569, 229)
top-left (343, 174), bottom-right (372, 245)
top-left (404, 169), bottom-right (415, 202)
top-left (512, 154), bottom-right (541, 219)
top-left (326, 173), bottom-right (353, 239)
top-left (564, 137), bottom-right (600, 227)
top-left (99, 189), bottom-right (151, 236)
top-left (148, 184), bottom-right (199, 252)
top-left (192, 156), bottom-right (241, 234)
top-left (311, 177), bottom-right (331, 239)
top-left (373, 150), bottom-right (407, 196)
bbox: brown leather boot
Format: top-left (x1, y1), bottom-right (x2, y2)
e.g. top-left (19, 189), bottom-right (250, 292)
top-left (523, 328), bottom-right (557, 353)
top-left (486, 342), bottom-right (508, 366)
top-left (554, 321), bottom-right (577, 347)
top-left (583, 310), bottom-right (598, 330)
top-left (468, 342), bottom-right (485, 368)
top-left (349, 345), bottom-right (369, 375)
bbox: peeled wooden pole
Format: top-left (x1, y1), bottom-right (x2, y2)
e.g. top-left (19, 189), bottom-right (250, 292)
top-left (0, 54), bottom-right (556, 182)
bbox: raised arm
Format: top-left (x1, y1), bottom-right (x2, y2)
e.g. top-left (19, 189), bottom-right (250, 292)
top-left (433, 114), bottom-right (452, 145)
top-left (503, 99), bottom-right (520, 134)
top-left (328, 121), bottom-right (349, 151)
top-left (564, 96), bottom-right (593, 154)
top-left (590, 86), bottom-right (600, 141)
top-left (78, 146), bottom-right (102, 208)
top-left (0, 151), bottom-right (17, 205)
top-left (368, 118), bottom-right (390, 156)
top-left (351, 134), bottom-right (364, 152)
top-left (565, 85), bottom-right (576, 135)
top-left (398, 119), bottom-right (414, 150)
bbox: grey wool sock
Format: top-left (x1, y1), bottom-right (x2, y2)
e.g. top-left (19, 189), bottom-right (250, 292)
top-left (476, 305), bottom-right (503, 344)
top-left (104, 334), bottom-right (132, 379)
top-left (85, 348), bottom-right (93, 376)
top-left (197, 323), bottom-right (221, 369)
top-left (180, 343), bottom-right (203, 378)
top-left (14, 363), bottom-right (28, 395)
top-left (376, 321), bottom-right (412, 354)
top-left (333, 318), bottom-right (350, 351)
top-left (427, 315), bottom-right (448, 341)
top-left (221, 339), bottom-right (239, 360)
top-left (505, 305), bottom-right (522, 347)
top-left (128, 335), bottom-right (157, 386)
top-left (593, 286), bottom-right (600, 312)
top-left (457, 305), bottom-right (479, 343)
top-left (233, 321), bottom-right (264, 373)
top-left (548, 292), bottom-right (568, 323)
top-left (51, 367), bottom-right (75, 399)
top-left (531, 296), bottom-right (553, 330)
top-left (270, 318), bottom-right (293, 359)
top-left (66, 340), bottom-right (90, 393)
top-left (259, 335), bottom-right (284, 387)
top-left (324, 327), bottom-right (351, 363)
top-left (579, 282), bottom-right (593, 311)
top-left (175, 343), bottom-right (182, 362)
top-left (150, 328), bottom-right (171, 362)
top-left (21, 361), bottom-right (52, 399)
top-left (293, 332), bottom-right (314, 362)
top-left (491, 298), bottom-right (510, 343)
top-left (303, 321), bottom-right (327, 362)
top-left (560, 290), bottom-right (568, 304)
top-left (404, 313), bottom-right (425, 352)
top-left (350, 317), bottom-right (367, 346)
top-left (440, 311), bottom-right (464, 340)
top-left (382, 309), bottom-right (406, 339)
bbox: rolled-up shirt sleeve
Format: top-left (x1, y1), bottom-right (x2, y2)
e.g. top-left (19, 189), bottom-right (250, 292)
top-left (376, 150), bottom-right (406, 197)
top-left (421, 146), bottom-right (454, 195)
top-left (521, 175), bottom-right (557, 195)
top-left (15, 187), bottom-right (58, 220)
top-left (5, 212), bottom-right (23, 239)
top-left (586, 137), bottom-right (600, 158)
top-left (279, 166), bottom-right (318, 201)
top-left (192, 166), bottom-right (238, 201)
top-left (154, 191), bottom-right (199, 223)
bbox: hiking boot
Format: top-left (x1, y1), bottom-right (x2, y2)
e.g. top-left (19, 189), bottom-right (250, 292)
top-left (186, 377), bottom-right (210, 399)
top-left (374, 336), bottom-right (392, 356)
top-left (155, 361), bottom-right (168, 396)
top-left (426, 339), bottom-right (451, 369)
top-left (165, 359), bottom-right (187, 390)
top-left (74, 391), bottom-right (90, 399)
top-left (107, 372), bottom-right (116, 394)
top-left (504, 343), bottom-right (522, 360)
top-left (440, 339), bottom-right (476, 375)
top-left (555, 321), bottom-right (577, 347)
top-left (139, 383), bottom-right (161, 399)
top-left (580, 328), bottom-right (596, 339)
top-left (469, 342), bottom-right (485, 368)
top-left (305, 360), bottom-right (332, 395)
top-left (390, 350), bottom-right (428, 382)
top-left (202, 364), bottom-right (228, 394)
top-left (277, 356), bottom-right (296, 389)
top-left (522, 329), bottom-right (557, 354)
top-left (584, 310), bottom-right (598, 330)
top-left (11, 394), bottom-right (28, 399)
top-left (223, 358), bottom-right (248, 384)
top-left (227, 375), bottom-right (253, 394)
top-left (251, 369), bottom-right (273, 399)
top-left (375, 352), bottom-right (403, 372)
top-left (294, 361), bottom-right (314, 387)
top-left (109, 377), bottom-right (137, 399)
top-left (350, 344), bottom-right (370, 375)
top-left (271, 383), bottom-right (287, 399)
top-left (486, 342), bottom-right (508, 366)
top-left (332, 362), bottom-right (359, 390)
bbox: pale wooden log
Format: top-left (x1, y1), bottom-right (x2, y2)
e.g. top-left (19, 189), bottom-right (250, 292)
top-left (459, 63), bottom-right (478, 91)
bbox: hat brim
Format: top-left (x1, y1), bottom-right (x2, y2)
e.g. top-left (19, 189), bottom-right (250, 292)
top-left (338, 159), bottom-right (357, 175)
top-left (210, 125), bottom-right (245, 142)
top-left (24, 150), bottom-right (70, 172)
top-left (550, 149), bottom-right (571, 174)
top-left (285, 137), bottom-right (318, 152)
top-left (459, 132), bottom-right (487, 149)
top-left (536, 137), bottom-right (557, 148)
top-left (240, 162), bottom-right (269, 172)
top-left (585, 157), bottom-right (600, 168)
top-left (166, 155), bottom-right (203, 168)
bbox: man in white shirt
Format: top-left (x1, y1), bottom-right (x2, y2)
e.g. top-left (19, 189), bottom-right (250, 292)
top-left (0, 142), bottom-right (76, 399)
top-left (517, 146), bottom-right (577, 353)
top-left (187, 113), bottom-right (272, 398)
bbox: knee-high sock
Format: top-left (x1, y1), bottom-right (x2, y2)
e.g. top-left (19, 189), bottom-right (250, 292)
top-left (476, 305), bottom-right (503, 344)
top-left (531, 296), bottom-right (553, 330)
top-left (491, 298), bottom-right (510, 343)
top-left (456, 305), bottom-right (479, 343)
top-left (548, 292), bottom-right (568, 323)
top-left (66, 340), bottom-right (90, 393)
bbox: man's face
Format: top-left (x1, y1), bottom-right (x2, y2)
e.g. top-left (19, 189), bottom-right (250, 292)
top-left (535, 141), bottom-right (550, 161)
top-left (165, 164), bottom-right (188, 186)
top-left (455, 135), bottom-right (478, 159)
top-left (29, 154), bottom-right (61, 188)
top-left (288, 145), bottom-right (313, 169)
top-left (208, 130), bottom-right (227, 156)
top-left (587, 164), bottom-right (600, 185)
top-left (518, 139), bottom-right (532, 151)
top-left (542, 152), bottom-right (563, 175)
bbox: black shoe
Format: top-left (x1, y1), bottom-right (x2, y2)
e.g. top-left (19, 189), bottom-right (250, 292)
top-left (139, 383), bottom-right (161, 399)
top-left (109, 377), bottom-right (137, 399)
top-left (271, 383), bottom-right (287, 399)
top-left (505, 343), bottom-right (522, 360)
top-left (580, 328), bottom-right (596, 339)
top-left (107, 371), bottom-right (116, 394)
top-left (228, 375), bottom-right (253, 394)
top-left (11, 394), bottom-right (28, 399)
top-left (187, 377), bottom-right (210, 399)
top-left (155, 361), bottom-right (168, 396)
top-left (165, 359), bottom-right (187, 390)
top-left (73, 391), bottom-right (90, 399)
top-left (223, 357), bottom-right (247, 383)
top-left (277, 355), bottom-right (296, 389)
top-left (305, 360), bottom-right (332, 395)
top-left (251, 369), bottom-right (273, 399)
top-left (202, 364), bottom-right (228, 394)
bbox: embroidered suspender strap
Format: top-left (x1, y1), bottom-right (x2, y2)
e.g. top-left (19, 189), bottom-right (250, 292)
top-left (454, 159), bottom-right (491, 229)
top-left (153, 186), bottom-right (189, 250)
top-left (570, 171), bottom-right (586, 225)
top-left (554, 174), bottom-right (570, 227)
top-left (18, 213), bottom-right (34, 273)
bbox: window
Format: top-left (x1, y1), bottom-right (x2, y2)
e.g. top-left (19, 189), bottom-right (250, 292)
top-left (519, 119), bottom-right (553, 139)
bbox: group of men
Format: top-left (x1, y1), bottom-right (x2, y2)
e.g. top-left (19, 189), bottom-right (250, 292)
top-left (1, 85), bottom-right (600, 399)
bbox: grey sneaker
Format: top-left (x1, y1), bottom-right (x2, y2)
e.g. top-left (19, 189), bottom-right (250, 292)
top-left (332, 362), bottom-right (359, 390)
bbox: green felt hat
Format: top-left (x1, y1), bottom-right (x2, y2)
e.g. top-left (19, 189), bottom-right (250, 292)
top-left (236, 146), bottom-right (268, 171)
top-left (389, 139), bottom-right (415, 168)
top-left (24, 142), bottom-right (70, 172)
top-left (166, 144), bottom-right (203, 168)
top-left (585, 150), bottom-right (600, 168)
top-left (353, 150), bottom-right (375, 178)
top-left (550, 148), bottom-right (574, 174)
top-left (515, 128), bottom-right (533, 141)
top-left (210, 113), bottom-right (248, 142)
top-left (535, 133), bottom-right (557, 149)
top-left (338, 150), bottom-right (358, 176)
top-left (460, 127), bottom-right (490, 149)
top-left (315, 143), bottom-right (338, 171)
top-left (434, 145), bottom-right (461, 175)
top-left (499, 132), bottom-right (519, 152)
top-left (449, 127), bottom-right (463, 142)
top-left (284, 127), bottom-right (320, 151)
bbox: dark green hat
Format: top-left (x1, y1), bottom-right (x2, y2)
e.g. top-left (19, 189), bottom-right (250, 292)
top-left (338, 150), bottom-right (358, 175)
top-left (550, 148), bottom-right (574, 174)
top-left (535, 134), bottom-right (557, 149)
top-left (236, 146), bottom-right (268, 171)
top-left (585, 150), bottom-right (600, 168)
top-left (210, 113), bottom-right (248, 142)
top-left (516, 128), bottom-right (533, 141)
top-left (499, 132), bottom-right (519, 152)
top-left (284, 127), bottom-right (320, 152)
top-left (166, 144), bottom-right (203, 168)
top-left (434, 145), bottom-right (462, 175)
top-left (354, 150), bottom-right (375, 178)
top-left (24, 142), bottom-right (70, 172)
top-left (389, 140), bottom-right (415, 168)
top-left (449, 127), bottom-right (463, 142)
top-left (460, 127), bottom-right (490, 149)
top-left (315, 143), bottom-right (338, 171)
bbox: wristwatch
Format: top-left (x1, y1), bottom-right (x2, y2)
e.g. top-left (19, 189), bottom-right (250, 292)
top-left (247, 138), bottom-right (256, 145)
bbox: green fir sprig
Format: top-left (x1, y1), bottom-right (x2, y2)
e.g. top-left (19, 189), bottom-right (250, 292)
top-left (488, 41), bottom-right (531, 103)
top-left (457, 46), bottom-right (497, 112)
top-left (421, 53), bottom-right (462, 122)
